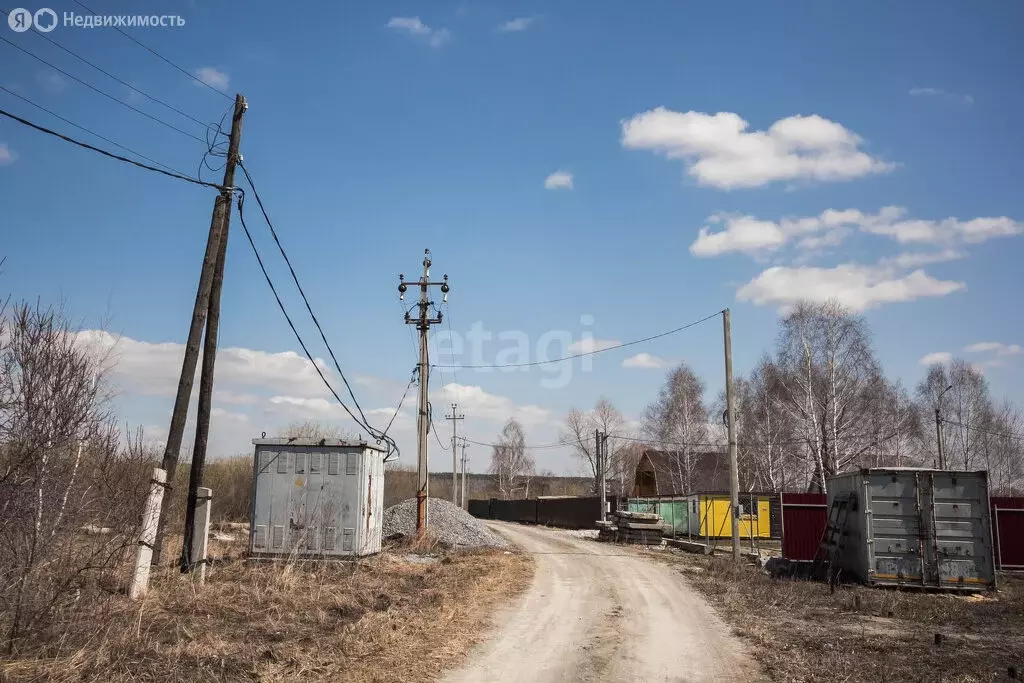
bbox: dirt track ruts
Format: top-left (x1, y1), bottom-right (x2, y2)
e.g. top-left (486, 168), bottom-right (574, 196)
top-left (442, 522), bottom-right (763, 683)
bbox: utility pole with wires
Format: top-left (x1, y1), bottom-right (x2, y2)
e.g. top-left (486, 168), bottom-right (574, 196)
top-left (596, 430), bottom-right (608, 522)
top-left (398, 249), bottom-right (450, 533)
top-left (446, 404), bottom-right (465, 504)
top-left (460, 440), bottom-right (469, 508)
top-left (153, 93), bottom-right (246, 566)
top-left (722, 308), bottom-right (741, 563)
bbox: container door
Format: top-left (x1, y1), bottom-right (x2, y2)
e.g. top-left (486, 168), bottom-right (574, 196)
top-left (925, 472), bottom-right (993, 589)
top-left (868, 472), bottom-right (926, 585)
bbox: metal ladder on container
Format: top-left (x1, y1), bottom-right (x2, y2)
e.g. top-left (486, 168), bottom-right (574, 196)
top-left (814, 492), bottom-right (854, 592)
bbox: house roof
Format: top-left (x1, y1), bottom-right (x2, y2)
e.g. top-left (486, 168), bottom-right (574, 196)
top-left (637, 447), bottom-right (730, 495)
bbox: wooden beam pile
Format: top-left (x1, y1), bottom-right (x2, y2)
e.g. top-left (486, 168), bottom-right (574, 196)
top-left (596, 510), bottom-right (666, 545)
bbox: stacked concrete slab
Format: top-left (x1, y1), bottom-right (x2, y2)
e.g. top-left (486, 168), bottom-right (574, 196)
top-left (597, 510), bottom-right (666, 545)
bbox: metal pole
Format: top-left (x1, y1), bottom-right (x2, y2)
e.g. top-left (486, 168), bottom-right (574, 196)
top-left (935, 408), bottom-right (945, 470)
top-left (723, 308), bottom-right (741, 562)
top-left (460, 441), bottom-right (469, 508)
top-left (446, 404), bottom-right (464, 504)
top-left (600, 432), bottom-right (608, 523)
top-left (153, 94), bottom-right (246, 565)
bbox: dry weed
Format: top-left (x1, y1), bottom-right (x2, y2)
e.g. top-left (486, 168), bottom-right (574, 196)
top-left (653, 551), bottom-right (1024, 682)
top-left (0, 547), bottom-right (533, 683)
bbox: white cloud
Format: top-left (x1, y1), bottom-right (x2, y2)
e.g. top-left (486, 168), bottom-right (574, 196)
top-left (430, 383), bottom-right (551, 427)
top-left (210, 407), bottom-right (249, 423)
top-left (0, 143), bottom-right (17, 166)
top-left (919, 352), bottom-right (953, 367)
top-left (964, 342), bottom-right (1023, 356)
top-left (621, 108), bottom-right (894, 189)
top-left (691, 207), bottom-right (1022, 259)
top-left (544, 170), bottom-right (573, 190)
top-left (214, 390), bottom-right (260, 405)
top-left (194, 67), bottom-right (229, 91)
top-left (879, 248), bottom-right (966, 269)
top-left (622, 353), bottom-right (670, 369)
top-left (909, 87), bottom-right (973, 105)
top-left (497, 16), bottom-right (538, 32)
top-left (736, 264), bottom-right (966, 312)
top-left (75, 330), bottom-right (334, 399)
top-left (567, 338), bottom-right (620, 353)
top-left (859, 208), bottom-right (1023, 245)
top-left (387, 17), bottom-right (450, 47)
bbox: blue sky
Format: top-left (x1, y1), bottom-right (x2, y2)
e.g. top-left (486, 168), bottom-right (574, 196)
top-left (2, 0), bottom-right (1023, 475)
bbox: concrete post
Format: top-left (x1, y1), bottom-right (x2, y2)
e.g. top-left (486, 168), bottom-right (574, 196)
top-left (130, 468), bottom-right (167, 600)
top-left (190, 487), bottom-right (213, 584)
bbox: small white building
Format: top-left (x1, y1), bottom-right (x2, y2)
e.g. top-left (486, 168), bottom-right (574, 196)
top-left (249, 438), bottom-right (386, 558)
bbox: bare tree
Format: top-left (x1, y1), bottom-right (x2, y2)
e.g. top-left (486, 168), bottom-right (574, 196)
top-left (489, 417), bottom-right (534, 499)
top-left (773, 300), bottom-right (883, 491)
top-left (0, 302), bottom-right (149, 654)
top-left (284, 419), bottom-right (355, 441)
top-left (641, 363), bottom-right (709, 494)
top-left (561, 397), bottom-right (628, 495)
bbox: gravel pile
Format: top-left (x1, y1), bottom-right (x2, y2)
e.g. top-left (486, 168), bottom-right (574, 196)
top-left (382, 498), bottom-right (509, 549)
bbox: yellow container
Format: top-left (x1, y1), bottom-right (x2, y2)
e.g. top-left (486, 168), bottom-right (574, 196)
top-left (695, 494), bottom-right (770, 539)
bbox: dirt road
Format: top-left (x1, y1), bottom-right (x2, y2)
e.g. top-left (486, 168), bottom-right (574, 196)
top-left (442, 522), bottom-right (762, 683)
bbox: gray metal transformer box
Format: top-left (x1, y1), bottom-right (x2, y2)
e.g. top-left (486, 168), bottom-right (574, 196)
top-left (827, 468), bottom-right (995, 591)
top-left (249, 438), bottom-right (386, 559)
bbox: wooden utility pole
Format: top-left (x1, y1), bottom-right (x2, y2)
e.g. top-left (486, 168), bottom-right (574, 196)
top-left (599, 431), bottom-right (609, 522)
top-left (723, 308), bottom-right (740, 562)
top-left (446, 404), bottom-right (464, 504)
top-left (399, 250), bottom-right (449, 532)
top-left (180, 94), bottom-right (247, 572)
top-left (153, 93), bottom-right (246, 565)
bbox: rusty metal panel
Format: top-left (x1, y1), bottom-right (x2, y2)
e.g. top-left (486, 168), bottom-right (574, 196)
top-left (780, 493), bottom-right (827, 562)
top-left (992, 497), bottom-right (1024, 569)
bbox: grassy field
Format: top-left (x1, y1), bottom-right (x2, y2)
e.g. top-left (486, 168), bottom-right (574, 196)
top-left (652, 548), bottom-right (1024, 682)
top-left (0, 535), bottom-right (533, 683)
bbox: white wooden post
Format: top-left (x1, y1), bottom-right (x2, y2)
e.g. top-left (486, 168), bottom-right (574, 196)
top-left (191, 487), bottom-right (212, 584)
top-left (130, 468), bottom-right (167, 600)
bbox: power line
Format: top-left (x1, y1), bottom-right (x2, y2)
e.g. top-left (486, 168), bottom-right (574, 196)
top-left (434, 310), bottom-right (722, 369)
top-left (71, 0), bottom-right (233, 101)
top-left (4, 15), bottom-right (210, 129)
top-left (383, 367), bottom-right (418, 437)
top-left (0, 35), bottom-right (207, 143)
top-left (235, 192), bottom-right (397, 458)
top-left (942, 419), bottom-right (1024, 442)
top-left (0, 86), bottom-right (185, 176)
top-left (237, 161), bottom-right (391, 446)
top-left (0, 105), bottom-right (222, 190)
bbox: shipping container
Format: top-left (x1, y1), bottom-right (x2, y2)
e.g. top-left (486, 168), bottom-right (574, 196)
top-left (827, 468), bottom-right (995, 591)
top-left (249, 438), bottom-right (387, 558)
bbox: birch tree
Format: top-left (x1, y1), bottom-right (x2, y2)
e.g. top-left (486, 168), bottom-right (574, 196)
top-left (489, 417), bottom-right (534, 499)
top-left (641, 363), bottom-right (709, 493)
top-left (561, 397), bottom-right (628, 495)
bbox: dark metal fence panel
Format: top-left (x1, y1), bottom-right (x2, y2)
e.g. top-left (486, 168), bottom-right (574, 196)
top-left (992, 496), bottom-right (1024, 570)
top-left (467, 499), bottom-right (491, 520)
top-left (781, 492), bottom-right (828, 561)
top-left (536, 496), bottom-right (602, 528)
top-left (489, 498), bottom-right (539, 524)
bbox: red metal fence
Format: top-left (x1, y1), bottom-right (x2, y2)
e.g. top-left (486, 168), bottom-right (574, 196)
top-left (780, 493), bottom-right (828, 562)
top-left (992, 497), bottom-right (1024, 570)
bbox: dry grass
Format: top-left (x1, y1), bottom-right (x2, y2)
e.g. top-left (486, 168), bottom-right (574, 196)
top-left (652, 550), bottom-right (1024, 682)
top-left (0, 538), bottom-right (533, 683)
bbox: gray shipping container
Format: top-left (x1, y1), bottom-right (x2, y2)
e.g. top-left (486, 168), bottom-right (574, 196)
top-left (827, 468), bottom-right (995, 591)
top-left (249, 438), bottom-right (387, 558)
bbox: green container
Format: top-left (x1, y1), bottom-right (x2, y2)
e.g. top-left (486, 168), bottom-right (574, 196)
top-left (628, 497), bottom-right (689, 537)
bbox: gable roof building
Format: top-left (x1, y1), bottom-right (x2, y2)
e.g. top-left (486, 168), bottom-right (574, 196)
top-left (633, 446), bottom-right (730, 496)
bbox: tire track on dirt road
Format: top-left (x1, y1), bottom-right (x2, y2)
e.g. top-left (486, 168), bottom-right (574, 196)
top-left (441, 522), bottom-right (763, 683)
